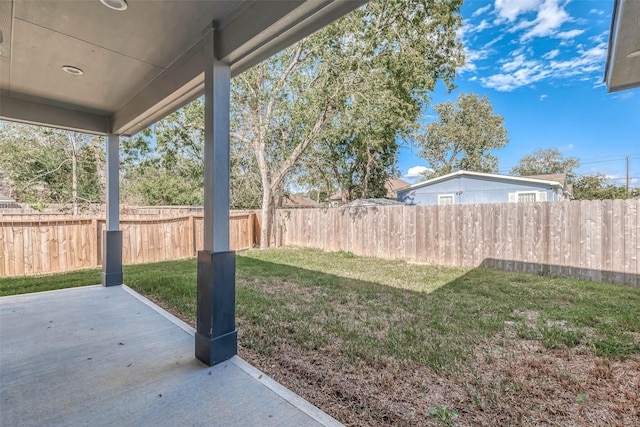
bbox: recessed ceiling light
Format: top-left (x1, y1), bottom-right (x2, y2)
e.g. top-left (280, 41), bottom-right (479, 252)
top-left (100, 0), bottom-right (128, 11)
top-left (627, 50), bottom-right (640, 59)
top-left (62, 65), bottom-right (84, 76)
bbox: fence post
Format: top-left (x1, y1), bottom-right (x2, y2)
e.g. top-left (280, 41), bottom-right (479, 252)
top-left (91, 218), bottom-right (98, 267)
top-left (190, 215), bottom-right (196, 256)
top-left (275, 210), bottom-right (281, 248)
top-left (247, 213), bottom-right (255, 249)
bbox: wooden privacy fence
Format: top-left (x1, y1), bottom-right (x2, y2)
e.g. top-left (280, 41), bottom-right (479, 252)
top-left (0, 212), bottom-right (259, 277)
top-left (278, 200), bottom-right (640, 286)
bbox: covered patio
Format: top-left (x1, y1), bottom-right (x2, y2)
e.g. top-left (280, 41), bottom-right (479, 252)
top-left (0, 0), bottom-right (364, 424)
top-left (0, 285), bottom-right (339, 426)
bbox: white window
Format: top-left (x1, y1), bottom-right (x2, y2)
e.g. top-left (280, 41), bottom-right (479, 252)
top-left (509, 191), bottom-right (548, 203)
top-left (518, 192), bottom-right (537, 203)
top-left (438, 194), bottom-right (455, 205)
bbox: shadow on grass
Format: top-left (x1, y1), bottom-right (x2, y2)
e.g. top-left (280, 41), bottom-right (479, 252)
top-left (235, 255), bottom-right (640, 372)
top-left (2, 251), bottom-right (639, 371)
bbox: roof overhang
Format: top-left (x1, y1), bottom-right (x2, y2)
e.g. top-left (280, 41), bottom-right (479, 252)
top-left (0, 0), bottom-right (366, 136)
top-left (605, 0), bottom-right (640, 92)
top-left (402, 170), bottom-right (564, 192)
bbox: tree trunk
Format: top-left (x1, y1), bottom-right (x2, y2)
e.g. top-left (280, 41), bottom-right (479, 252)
top-left (70, 134), bottom-right (79, 215)
top-left (260, 185), bottom-right (272, 248)
top-left (362, 149), bottom-right (373, 199)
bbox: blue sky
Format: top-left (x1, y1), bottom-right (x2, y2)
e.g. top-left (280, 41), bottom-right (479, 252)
top-left (399, 0), bottom-right (640, 186)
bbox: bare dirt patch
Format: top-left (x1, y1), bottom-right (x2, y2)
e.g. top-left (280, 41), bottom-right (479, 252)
top-left (239, 339), bottom-right (640, 426)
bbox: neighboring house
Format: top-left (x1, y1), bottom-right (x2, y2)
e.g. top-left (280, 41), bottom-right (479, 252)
top-left (329, 177), bottom-right (410, 207)
top-left (281, 196), bottom-right (322, 209)
top-left (0, 193), bottom-right (21, 209)
top-left (397, 170), bottom-right (572, 206)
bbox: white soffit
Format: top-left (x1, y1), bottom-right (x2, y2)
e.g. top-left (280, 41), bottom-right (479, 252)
top-left (0, 0), bottom-right (367, 135)
top-left (605, 0), bottom-right (640, 93)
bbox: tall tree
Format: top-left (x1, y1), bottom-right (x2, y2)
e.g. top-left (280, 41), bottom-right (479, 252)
top-left (510, 148), bottom-right (580, 179)
top-left (415, 93), bottom-right (509, 178)
top-left (0, 121), bottom-right (104, 212)
top-left (232, 0), bottom-right (464, 246)
top-left (120, 99), bottom-right (262, 209)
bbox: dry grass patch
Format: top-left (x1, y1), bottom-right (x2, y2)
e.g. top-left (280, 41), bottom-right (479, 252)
top-left (2, 248), bottom-right (639, 426)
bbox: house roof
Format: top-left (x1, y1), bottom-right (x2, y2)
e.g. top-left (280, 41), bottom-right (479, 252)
top-left (400, 170), bottom-right (566, 193)
top-left (605, 0), bottom-right (640, 92)
top-left (0, 192), bottom-right (15, 202)
top-left (281, 196), bottom-right (321, 208)
top-left (0, 0), bottom-right (367, 136)
top-left (328, 176), bottom-right (410, 201)
top-left (342, 198), bottom-right (405, 208)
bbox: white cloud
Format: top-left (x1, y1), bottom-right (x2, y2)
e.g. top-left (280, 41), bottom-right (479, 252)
top-left (494, 0), bottom-right (541, 22)
top-left (501, 54), bottom-right (537, 72)
top-left (589, 9), bottom-right (604, 16)
top-left (473, 4), bottom-right (492, 17)
top-left (542, 49), bottom-right (560, 59)
top-left (558, 143), bottom-right (574, 151)
top-left (480, 40), bottom-right (608, 91)
top-left (468, 76), bottom-right (478, 82)
top-left (556, 29), bottom-right (585, 39)
top-left (405, 166), bottom-right (431, 179)
top-left (481, 66), bottom-right (551, 91)
top-left (520, 0), bottom-right (570, 40)
top-left (540, 94), bottom-right (547, 101)
top-left (550, 42), bottom-right (607, 74)
top-left (459, 48), bottom-right (491, 74)
top-left (471, 19), bottom-right (492, 33)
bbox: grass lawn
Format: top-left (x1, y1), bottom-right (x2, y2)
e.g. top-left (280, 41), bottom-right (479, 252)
top-left (2, 247), bottom-right (639, 426)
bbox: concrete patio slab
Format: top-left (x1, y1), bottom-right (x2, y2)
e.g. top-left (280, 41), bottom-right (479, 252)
top-left (0, 285), bottom-right (341, 427)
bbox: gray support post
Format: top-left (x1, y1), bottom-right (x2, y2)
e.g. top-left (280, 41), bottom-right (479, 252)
top-left (195, 27), bottom-right (237, 367)
top-left (102, 134), bottom-right (123, 287)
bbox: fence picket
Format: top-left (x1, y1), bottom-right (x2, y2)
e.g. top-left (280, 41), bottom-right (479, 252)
top-left (278, 202), bottom-right (639, 286)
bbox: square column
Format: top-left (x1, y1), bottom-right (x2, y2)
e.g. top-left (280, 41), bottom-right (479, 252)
top-left (195, 27), bottom-right (237, 366)
top-left (102, 133), bottom-right (123, 287)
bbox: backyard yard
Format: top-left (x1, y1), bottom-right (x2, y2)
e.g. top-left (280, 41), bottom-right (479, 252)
top-left (1, 248), bottom-right (639, 426)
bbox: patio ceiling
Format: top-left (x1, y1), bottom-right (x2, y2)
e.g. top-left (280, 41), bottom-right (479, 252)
top-left (605, 0), bottom-right (640, 92)
top-left (0, 0), bottom-right (366, 136)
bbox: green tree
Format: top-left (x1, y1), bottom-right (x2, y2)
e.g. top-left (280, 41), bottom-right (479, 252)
top-left (416, 93), bottom-right (509, 178)
top-left (572, 174), bottom-right (639, 200)
top-left (0, 121), bottom-right (104, 212)
top-left (232, 0), bottom-right (464, 245)
top-left (510, 148), bottom-right (580, 180)
top-left (120, 99), bottom-right (262, 209)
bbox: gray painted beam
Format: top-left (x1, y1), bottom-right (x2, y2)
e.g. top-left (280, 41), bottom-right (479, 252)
top-left (203, 27), bottom-right (230, 253)
top-left (196, 28), bottom-right (237, 367)
top-left (219, 0), bottom-right (368, 76)
top-left (111, 40), bottom-right (206, 136)
top-left (102, 134), bottom-right (122, 287)
top-left (110, 0), bottom-right (367, 137)
top-left (106, 134), bottom-right (120, 231)
top-left (0, 92), bottom-right (110, 135)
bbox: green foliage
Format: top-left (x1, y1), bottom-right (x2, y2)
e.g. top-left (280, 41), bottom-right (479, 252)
top-left (510, 149), bottom-right (639, 200)
top-left (120, 99), bottom-right (263, 208)
top-left (510, 148), bottom-right (580, 180)
top-left (428, 405), bottom-right (460, 426)
top-left (303, 0), bottom-right (465, 200)
top-left (231, 0), bottom-right (464, 244)
top-left (572, 173), bottom-right (640, 200)
top-left (539, 325), bottom-right (584, 349)
top-left (0, 122), bottom-right (104, 208)
top-left (416, 93), bottom-right (509, 178)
